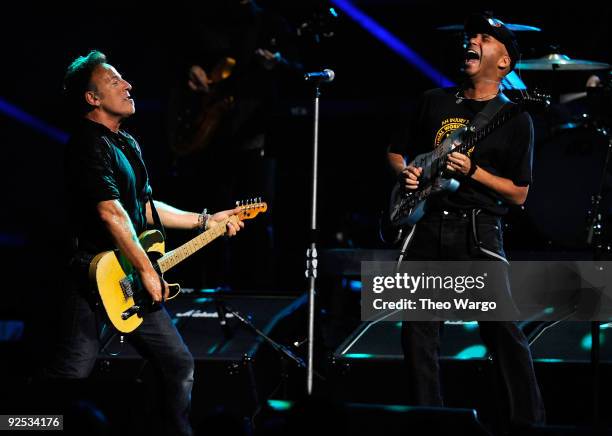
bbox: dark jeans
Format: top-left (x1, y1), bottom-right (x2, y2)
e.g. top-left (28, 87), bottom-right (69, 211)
top-left (43, 273), bottom-right (194, 436)
top-left (400, 209), bottom-right (546, 427)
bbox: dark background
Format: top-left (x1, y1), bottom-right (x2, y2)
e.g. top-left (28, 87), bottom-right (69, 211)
top-left (0, 1), bottom-right (610, 343)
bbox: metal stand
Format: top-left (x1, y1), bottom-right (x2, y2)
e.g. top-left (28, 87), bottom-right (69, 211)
top-left (586, 127), bottom-right (612, 427)
top-left (305, 85), bottom-right (321, 395)
top-left (218, 301), bottom-right (308, 370)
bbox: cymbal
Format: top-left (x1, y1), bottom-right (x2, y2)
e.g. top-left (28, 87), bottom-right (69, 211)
top-left (516, 54), bottom-right (611, 71)
top-left (437, 23), bottom-right (541, 32)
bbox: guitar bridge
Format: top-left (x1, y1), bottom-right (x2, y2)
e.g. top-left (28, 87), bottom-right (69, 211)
top-left (119, 277), bottom-right (134, 299)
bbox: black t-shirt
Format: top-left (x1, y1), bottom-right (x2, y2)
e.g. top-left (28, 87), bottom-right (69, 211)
top-left (65, 118), bottom-right (151, 255)
top-left (389, 87), bottom-right (534, 215)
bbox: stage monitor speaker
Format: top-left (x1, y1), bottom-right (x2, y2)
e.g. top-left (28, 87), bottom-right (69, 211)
top-left (91, 293), bottom-right (306, 422)
top-left (258, 399), bottom-right (491, 436)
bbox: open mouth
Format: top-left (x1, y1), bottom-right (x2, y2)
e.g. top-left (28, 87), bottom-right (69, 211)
top-left (465, 48), bottom-right (480, 65)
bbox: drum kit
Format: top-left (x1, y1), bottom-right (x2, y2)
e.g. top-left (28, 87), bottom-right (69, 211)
top-left (438, 21), bottom-right (612, 253)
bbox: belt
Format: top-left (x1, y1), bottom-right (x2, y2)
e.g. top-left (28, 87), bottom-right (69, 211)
top-left (439, 209), bottom-right (472, 219)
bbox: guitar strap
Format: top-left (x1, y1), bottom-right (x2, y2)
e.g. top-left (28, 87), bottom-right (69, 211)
top-left (147, 194), bottom-right (166, 241)
top-left (147, 195), bottom-right (168, 304)
top-left (101, 134), bottom-right (168, 303)
top-left (100, 134), bottom-right (165, 240)
top-left (466, 91), bottom-right (512, 131)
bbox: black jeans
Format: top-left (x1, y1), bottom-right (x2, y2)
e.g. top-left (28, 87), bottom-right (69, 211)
top-left (400, 209), bottom-right (546, 427)
top-left (43, 272), bottom-right (194, 436)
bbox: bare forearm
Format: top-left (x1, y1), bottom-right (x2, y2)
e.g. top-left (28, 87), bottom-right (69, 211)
top-left (471, 166), bottom-right (529, 205)
top-left (97, 200), bottom-right (155, 273)
top-left (146, 200), bottom-right (200, 230)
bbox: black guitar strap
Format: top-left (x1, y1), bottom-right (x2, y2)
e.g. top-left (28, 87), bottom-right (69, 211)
top-left (147, 195), bottom-right (167, 304)
top-left (100, 134), bottom-right (166, 240)
top-left (96, 135), bottom-right (168, 311)
top-left (147, 194), bottom-right (166, 241)
top-left (466, 91), bottom-right (512, 131)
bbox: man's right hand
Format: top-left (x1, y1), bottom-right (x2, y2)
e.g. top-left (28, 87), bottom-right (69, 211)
top-left (399, 166), bottom-right (422, 190)
top-left (139, 266), bottom-right (169, 303)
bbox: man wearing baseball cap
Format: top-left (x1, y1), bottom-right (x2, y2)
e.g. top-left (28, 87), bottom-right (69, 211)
top-left (464, 13), bottom-right (521, 72)
top-left (387, 13), bottom-right (546, 430)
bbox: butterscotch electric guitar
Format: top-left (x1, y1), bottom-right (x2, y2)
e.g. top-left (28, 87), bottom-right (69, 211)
top-left (89, 200), bottom-right (267, 333)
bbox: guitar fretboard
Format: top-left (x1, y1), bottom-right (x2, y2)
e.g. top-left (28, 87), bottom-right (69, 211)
top-left (156, 216), bottom-right (236, 273)
top-left (430, 104), bottom-right (520, 173)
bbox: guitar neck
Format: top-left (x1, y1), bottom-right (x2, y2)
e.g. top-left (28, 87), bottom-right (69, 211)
top-left (428, 105), bottom-right (519, 173)
top-left (432, 92), bottom-right (547, 161)
top-left (156, 217), bottom-right (234, 273)
top-left (458, 105), bottom-right (518, 155)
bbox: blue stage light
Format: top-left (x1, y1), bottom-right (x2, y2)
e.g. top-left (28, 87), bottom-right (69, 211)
top-left (0, 97), bottom-right (69, 143)
top-left (330, 0), bottom-right (454, 87)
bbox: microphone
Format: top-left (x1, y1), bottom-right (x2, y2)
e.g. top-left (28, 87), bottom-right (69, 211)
top-left (304, 69), bottom-right (335, 83)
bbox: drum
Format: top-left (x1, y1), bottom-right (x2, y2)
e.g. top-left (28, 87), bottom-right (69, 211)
top-left (525, 106), bottom-right (612, 249)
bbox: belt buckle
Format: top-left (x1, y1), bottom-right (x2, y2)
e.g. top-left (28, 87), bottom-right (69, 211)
top-left (442, 209), bottom-right (468, 218)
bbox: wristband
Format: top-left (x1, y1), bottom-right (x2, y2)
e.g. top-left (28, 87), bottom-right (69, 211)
top-left (466, 162), bottom-right (478, 178)
top-left (197, 209), bottom-right (210, 233)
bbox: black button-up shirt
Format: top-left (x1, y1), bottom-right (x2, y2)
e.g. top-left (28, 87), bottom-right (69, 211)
top-left (65, 118), bottom-right (151, 255)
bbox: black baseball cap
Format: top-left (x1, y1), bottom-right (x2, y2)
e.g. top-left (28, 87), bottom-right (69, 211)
top-left (465, 14), bottom-right (520, 71)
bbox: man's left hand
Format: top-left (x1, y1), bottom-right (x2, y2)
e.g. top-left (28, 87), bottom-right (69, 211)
top-left (447, 152), bottom-right (474, 177)
top-left (208, 207), bottom-right (245, 237)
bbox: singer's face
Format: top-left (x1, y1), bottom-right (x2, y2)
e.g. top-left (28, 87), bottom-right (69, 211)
top-left (464, 33), bottom-right (510, 79)
top-left (87, 64), bottom-right (135, 118)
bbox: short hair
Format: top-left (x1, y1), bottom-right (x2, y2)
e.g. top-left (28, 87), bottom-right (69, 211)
top-left (63, 50), bottom-right (107, 115)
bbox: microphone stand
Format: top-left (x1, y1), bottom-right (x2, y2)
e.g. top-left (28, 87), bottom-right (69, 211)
top-left (586, 125), bottom-right (612, 428)
top-left (301, 69), bottom-right (333, 395)
top-left (305, 83), bottom-right (321, 396)
top-left (216, 299), bottom-right (308, 370)
top-left (303, 70), bottom-right (335, 395)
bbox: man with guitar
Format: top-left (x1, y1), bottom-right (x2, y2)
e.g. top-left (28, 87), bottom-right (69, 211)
top-left (168, 0), bottom-right (303, 290)
top-left (45, 51), bottom-right (243, 436)
top-left (386, 14), bottom-right (545, 429)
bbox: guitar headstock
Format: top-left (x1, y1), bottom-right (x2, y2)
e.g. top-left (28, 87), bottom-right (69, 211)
top-left (520, 88), bottom-right (551, 110)
top-left (235, 198), bottom-right (268, 220)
